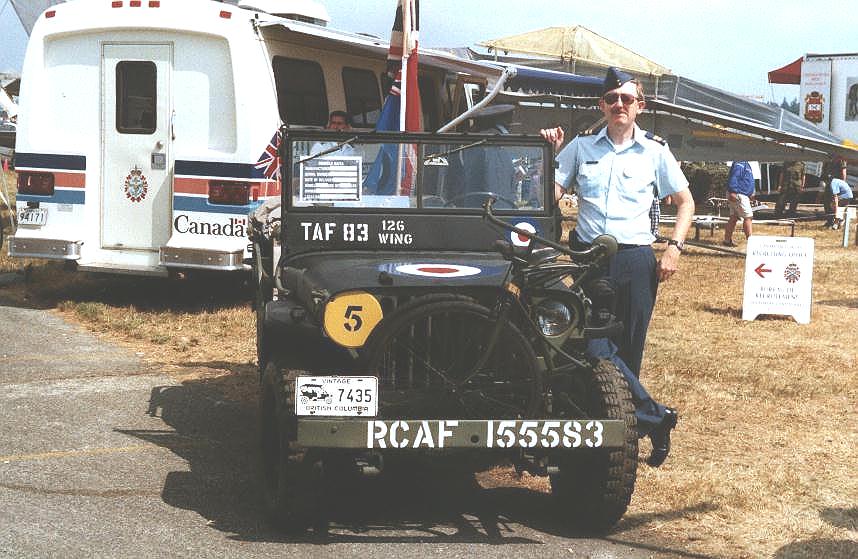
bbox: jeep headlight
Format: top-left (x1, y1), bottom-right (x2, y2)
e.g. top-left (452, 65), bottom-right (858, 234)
top-left (534, 299), bottom-right (573, 337)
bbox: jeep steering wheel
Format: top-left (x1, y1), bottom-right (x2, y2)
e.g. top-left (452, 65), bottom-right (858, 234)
top-left (445, 191), bottom-right (517, 209)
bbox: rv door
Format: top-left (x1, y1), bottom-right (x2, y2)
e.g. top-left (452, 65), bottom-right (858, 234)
top-left (101, 44), bottom-right (172, 250)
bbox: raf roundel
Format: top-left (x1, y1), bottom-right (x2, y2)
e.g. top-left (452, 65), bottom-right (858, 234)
top-left (511, 222), bottom-right (537, 247)
top-left (395, 264), bottom-right (481, 278)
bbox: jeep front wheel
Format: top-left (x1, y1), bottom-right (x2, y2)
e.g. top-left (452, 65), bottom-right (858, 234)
top-left (549, 358), bottom-right (638, 533)
top-left (259, 361), bottom-right (325, 534)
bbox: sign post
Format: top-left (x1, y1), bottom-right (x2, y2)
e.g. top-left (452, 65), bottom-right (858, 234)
top-left (742, 236), bottom-right (814, 324)
top-left (841, 206), bottom-right (856, 247)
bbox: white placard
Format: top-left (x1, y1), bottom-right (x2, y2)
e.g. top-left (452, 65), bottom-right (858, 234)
top-left (742, 236), bottom-right (814, 324)
top-left (300, 156), bottom-right (362, 202)
top-left (295, 376), bottom-right (377, 416)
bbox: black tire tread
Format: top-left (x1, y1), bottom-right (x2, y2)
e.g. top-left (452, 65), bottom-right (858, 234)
top-left (550, 358), bottom-right (638, 533)
top-left (259, 361), bottom-right (324, 533)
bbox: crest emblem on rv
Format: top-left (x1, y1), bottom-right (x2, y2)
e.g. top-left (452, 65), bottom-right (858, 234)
top-left (804, 91), bottom-right (825, 123)
top-left (124, 166), bottom-right (149, 203)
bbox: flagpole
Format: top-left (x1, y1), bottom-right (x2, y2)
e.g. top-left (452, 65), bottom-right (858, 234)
top-left (394, 2), bottom-right (412, 194)
top-left (399, 0), bottom-right (411, 132)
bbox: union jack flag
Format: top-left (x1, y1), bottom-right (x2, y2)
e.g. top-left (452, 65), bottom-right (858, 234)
top-left (255, 130), bottom-right (282, 180)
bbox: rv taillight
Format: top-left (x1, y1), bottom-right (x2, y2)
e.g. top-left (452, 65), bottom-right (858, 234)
top-left (130, 0), bottom-right (141, 6)
top-left (149, 0), bottom-right (160, 6)
top-left (219, 10), bottom-right (232, 19)
top-left (209, 181), bottom-right (249, 205)
top-left (111, 1), bottom-right (122, 8)
top-left (45, 10), bottom-right (56, 18)
top-left (17, 172), bottom-right (55, 196)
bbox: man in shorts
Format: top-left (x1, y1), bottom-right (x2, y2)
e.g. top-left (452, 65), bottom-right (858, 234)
top-left (723, 160), bottom-right (755, 247)
top-left (829, 176), bottom-right (854, 229)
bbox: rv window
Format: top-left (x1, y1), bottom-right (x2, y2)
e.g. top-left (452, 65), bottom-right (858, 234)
top-left (272, 57), bottom-right (328, 126)
top-left (418, 75), bottom-right (439, 132)
top-left (116, 61), bottom-right (157, 134)
top-left (342, 67), bottom-right (381, 128)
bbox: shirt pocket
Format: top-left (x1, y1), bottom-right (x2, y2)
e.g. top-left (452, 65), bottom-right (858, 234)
top-left (576, 163), bottom-right (603, 199)
top-left (617, 156), bottom-right (656, 202)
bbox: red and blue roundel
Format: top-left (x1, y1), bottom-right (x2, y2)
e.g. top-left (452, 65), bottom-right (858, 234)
top-left (511, 221), bottom-right (538, 247)
top-left (394, 264), bottom-right (481, 277)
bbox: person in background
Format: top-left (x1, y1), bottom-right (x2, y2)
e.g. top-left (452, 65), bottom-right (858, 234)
top-left (820, 156), bottom-right (847, 226)
top-left (722, 160), bottom-right (755, 247)
top-left (309, 111), bottom-right (360, 156)
top-left (775, 160), bottom-right (805, 217)
top-left (829, 176), bottom-right (854, 229)
top-left (325, 110), bottom-right (351, 131)
top-left (540, 67), bottom-right (695, 468)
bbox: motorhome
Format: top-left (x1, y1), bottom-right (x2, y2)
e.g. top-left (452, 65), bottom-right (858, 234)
top-left (8, 0), bottom-right (498, 276)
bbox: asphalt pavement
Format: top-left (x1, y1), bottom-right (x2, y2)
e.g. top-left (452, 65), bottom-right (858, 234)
top-left (0, 298), bottom-right (670, 559)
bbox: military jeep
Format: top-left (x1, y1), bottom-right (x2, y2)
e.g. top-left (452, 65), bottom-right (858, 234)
top-left (252, 128), bottom-right (637, 534)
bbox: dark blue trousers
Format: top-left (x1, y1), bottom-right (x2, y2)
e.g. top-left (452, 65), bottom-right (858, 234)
top-left (585, 245), bottom-right (667, 437)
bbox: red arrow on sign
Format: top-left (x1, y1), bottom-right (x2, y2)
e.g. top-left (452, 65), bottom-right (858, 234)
top-left (755, 263), bottom-right (772, 278)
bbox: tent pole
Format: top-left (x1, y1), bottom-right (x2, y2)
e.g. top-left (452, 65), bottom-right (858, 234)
top-left (436, 66), bottom-right (515, 132)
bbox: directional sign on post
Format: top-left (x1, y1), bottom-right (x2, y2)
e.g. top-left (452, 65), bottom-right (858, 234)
top-left (742, 236), bottom-right (814, 324)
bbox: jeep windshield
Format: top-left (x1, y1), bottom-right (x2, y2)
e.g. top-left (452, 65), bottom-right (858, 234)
top-left (284, 130), bottom-right (551, 214)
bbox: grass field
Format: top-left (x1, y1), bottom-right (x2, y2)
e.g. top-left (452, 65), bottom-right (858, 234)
top-left (0, 167), bottom-right (856, 557)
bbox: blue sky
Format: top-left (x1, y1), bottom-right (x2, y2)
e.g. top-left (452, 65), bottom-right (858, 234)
top-left (2, 0), bottom-right (852, 102)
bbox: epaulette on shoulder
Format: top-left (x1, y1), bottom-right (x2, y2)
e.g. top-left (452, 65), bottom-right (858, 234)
top-left (576, 129), bottom-right (596, 137)
top-left (645, 131), bottom-right (667, 145)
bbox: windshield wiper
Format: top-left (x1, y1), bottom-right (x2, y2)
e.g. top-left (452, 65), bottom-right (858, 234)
top-left (423, 139), bottom-right (488, 162)
top-left (297, 136), bottom-right (360, 164)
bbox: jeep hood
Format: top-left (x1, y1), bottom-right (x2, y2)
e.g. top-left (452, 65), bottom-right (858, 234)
top-left (282, 251), bottom-right (513, 299)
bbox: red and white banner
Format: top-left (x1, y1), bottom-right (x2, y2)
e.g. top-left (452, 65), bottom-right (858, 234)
top-left (800, 58), bottom-right (832, 130)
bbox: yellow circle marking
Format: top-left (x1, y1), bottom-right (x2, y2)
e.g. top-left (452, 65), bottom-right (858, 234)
top-left (323, 291), bottom-right (383, 348)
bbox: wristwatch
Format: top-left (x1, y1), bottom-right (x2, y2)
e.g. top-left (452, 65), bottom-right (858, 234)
top-left (667, 239), bottom-right (685, 253)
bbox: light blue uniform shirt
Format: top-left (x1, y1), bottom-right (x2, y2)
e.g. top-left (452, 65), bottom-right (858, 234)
top-left (830, 178), bottom-right (854, 199)
top-left (556, 125), bottom-right (689, 245)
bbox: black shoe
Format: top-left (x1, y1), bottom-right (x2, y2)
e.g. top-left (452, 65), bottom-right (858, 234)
top-left (647, 407), bottom-right (678, 467)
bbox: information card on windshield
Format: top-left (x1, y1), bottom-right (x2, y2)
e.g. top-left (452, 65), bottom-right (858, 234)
top-left (300, 156), bottom-right (362, 203)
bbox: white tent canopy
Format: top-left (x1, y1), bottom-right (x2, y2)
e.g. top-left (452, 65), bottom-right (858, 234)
top-left (477, 26), bottom-right (671, 77)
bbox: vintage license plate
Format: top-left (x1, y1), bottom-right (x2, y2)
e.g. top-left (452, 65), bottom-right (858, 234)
top-left (366, 419), bottom-right (605, 449)
top-left (295, 376), bottom-right (377, 416)
top-left (18, 207), bottom-right (47, 226)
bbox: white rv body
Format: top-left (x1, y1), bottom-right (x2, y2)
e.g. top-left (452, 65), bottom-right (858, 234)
top-left (10, 0), bottom-right (472, 276)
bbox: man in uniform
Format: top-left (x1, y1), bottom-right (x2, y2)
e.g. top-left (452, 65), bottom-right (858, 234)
top-left (775, 160), bottom-right (805, 217)
top-left (540, 68), bottom-right (694, 467)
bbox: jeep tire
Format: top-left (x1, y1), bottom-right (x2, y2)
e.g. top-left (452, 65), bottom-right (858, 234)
top-left (259, 361), bottom-right (326, 534)
top-left (549, 358), bottom-right (638, 533)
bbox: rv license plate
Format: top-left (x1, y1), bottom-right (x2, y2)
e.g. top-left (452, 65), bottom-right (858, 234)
top-left (295, 376), bottom-right (377, 417)
top-left (18, 208), bottom-right (47, 226)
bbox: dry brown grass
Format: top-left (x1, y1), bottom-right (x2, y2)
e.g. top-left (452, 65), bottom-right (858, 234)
top-left (626, 225), bottom-right (858, 558)
top-left (0, 166), bottom-right (856, 557)
top-left (1, 167), bottom-right (17, 272)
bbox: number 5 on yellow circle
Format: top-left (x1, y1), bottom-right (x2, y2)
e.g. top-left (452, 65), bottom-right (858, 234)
top-left (323, 291), bottom-right (383, 348)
